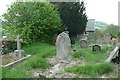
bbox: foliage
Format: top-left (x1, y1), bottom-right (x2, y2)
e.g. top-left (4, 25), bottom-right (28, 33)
top-left (65, 63), bottom-right (113, 77)
top-left (2, 42), bottom-right (56, 78)
top-left (2, 67), bottom-right (28, 78)
top-left (23, 42), bottom-right (56, 68)
top-left (23, 42), bottom-right (56, 56)
top-left (25, 56), bottom-right (51, 69)
top-left (104, 24), bottom-right (118, 38)
top-left (54, 2), bottom-right (87, 37)
top-left (2, 40), bottom-right (17, 54)
top-left (2, 41), bottom-right (116, 78)
top-left (118, 23), bottom-right (120, 42)
top-left (0, 67), bottom-right (2, 79)
top-left (2, 1), bottom-right (62, 44)
top-left (94, 28), bottom-right (103, 40)
top-left (95, 21), bottom-right (108, 30)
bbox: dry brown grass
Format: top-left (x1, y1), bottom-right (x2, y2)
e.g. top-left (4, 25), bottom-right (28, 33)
top-left (1, 53), bottom-right (23, 65)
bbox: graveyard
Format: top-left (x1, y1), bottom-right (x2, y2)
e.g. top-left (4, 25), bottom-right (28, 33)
top-left (1, 36), bottom-right (119, 78)
top-left (0, 1), bottom-right (120, 79)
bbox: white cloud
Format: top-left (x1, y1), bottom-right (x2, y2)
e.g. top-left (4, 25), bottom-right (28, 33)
top-left (85, 0), bottom-right (119, 25)
top-left (0, 0), bottom-right (16, 16)
top-left (0, 0), bottom-right (119, 25)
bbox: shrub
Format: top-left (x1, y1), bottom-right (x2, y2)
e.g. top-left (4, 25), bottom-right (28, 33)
top-left (3, 1), bottom-right (63, 44)
top-left (2, 40), bottom-right (17, 54)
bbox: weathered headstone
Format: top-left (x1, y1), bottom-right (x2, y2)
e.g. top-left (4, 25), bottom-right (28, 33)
top-left (111, 38), bottom-right (118, 47)
top-left (105, 33), bottom-right (111, 44)
top-left (92, 44), bottom-right (101, 52)
top-left (56, 32), bottom-right (71, 62)
top-left (14, 35), bottom-right (25, 57)
top-left (80, 39), bottom-right (88, 48)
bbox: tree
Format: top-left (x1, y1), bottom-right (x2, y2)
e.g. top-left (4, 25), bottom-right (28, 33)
top-left (2, 1), bottom-right (63, 44)
top-left (104, 24), bottom-right (118, 38)
top-left (94, 28), bottom-right (103, 40)
top-left (54, 2), bottom-right (88, 37)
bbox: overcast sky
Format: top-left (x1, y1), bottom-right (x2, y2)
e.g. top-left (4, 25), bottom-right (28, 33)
top-left (0, 0), bottom-right (119, 25)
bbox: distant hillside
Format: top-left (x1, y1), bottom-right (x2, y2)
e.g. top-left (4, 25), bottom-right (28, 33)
top-left (95, 21), bottom-right (108, 30)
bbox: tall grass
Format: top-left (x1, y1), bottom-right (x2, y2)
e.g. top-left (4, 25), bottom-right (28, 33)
top-left (2, 42), bottom-right (56, 78)
top-left (23, 42), bottom-right (55, 54)
top-left (65, 63), bottom-right (113, 77)
top-left (0, 67), bottom-right (2, 79)
top-left (72, 43), bottom-right (113, 64)
top-left (2, 67), bottom-right (28, 78)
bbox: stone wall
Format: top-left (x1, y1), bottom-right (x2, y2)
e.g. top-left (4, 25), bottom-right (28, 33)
top-left (2, 40), bottom-right (17, 54)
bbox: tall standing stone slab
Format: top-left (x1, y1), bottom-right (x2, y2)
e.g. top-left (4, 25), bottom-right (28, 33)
top-left (85, 19), bottom-right (95, 40)
top-left (56, 32), bottom-right (71, 62)
top-left (105, 33), bottom-right (111, 44)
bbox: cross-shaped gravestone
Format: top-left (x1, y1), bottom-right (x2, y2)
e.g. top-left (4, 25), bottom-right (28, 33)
top-left (14, 35), bottom-right (25, 57)
top-left (15, 35), bottom-right (23, 50)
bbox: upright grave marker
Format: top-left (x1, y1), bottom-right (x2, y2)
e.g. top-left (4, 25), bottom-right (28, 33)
top-left (85, 19), bottom-right (95, 40)
top-left (80, 39), bottom-right (88, 48)
top-left (92, 44), bottom-right (101, 52)
top-left (105, 33), bottom-right (111, 44)
top-left (56, 32), bottom-right (71, 62)
top-left (14, 35), bottom-right (25, 57)
top-left (80, 34), bottom-right (88, 48)
top-left (92, 37), bottom-right (101, 52)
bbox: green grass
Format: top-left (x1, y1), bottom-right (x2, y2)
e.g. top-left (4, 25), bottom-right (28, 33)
top-left (25, 56), bottom-right (51, 69)
top-left (72, 42), bottom-right (113, 64)
top-left (2, 42), bottom-right (56, 78)
top-left (2, 41), bottom-right (115, 78)
top-left (0, 67), bottom-right (2, 79)
top-left (67, 42), bottom-right (115, 78)
top-left (65, 63), bottom-right (113, 78)
top-left (2, 67), bottom-right (28, 78)
top-left (23, 42), bottom-right (56, 58)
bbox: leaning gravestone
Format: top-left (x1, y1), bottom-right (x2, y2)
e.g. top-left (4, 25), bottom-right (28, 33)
top-left (92, 44), bottom-right (101, 52)
top-left (56, 32), bottom-right (71, 62)
top-left (14, 35), bottom-right (25, 57)
top-left (105, 33), bottom-right (111, 44)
